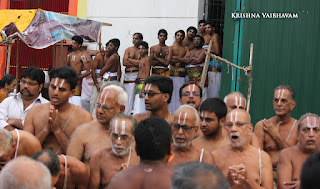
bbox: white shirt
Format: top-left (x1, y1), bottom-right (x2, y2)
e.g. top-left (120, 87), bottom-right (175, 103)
top-left (0, 93), bottom-right (49, 128)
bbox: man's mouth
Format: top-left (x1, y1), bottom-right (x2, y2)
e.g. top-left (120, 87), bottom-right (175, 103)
top-left (175, 137), bottom-right (186, 143)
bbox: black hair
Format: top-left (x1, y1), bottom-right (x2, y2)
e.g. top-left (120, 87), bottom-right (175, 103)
top-left (32, 148), bottom-right (60, 177)
top-left (274, 85), bottom-right (296, 100)
top-left (137, 41), bottom-right (149, 49)
top-left (301, 151), bottom-right (320, 189)
top-left (205, 22), bottom-right (215, 28)
top-left (179, 82), bottom-right (203, 98)
top-left (21, 67), bottom-right (45, 86)
top-left (158, 29), bottom-right (168, 38)
top-left (109, 38), bottom-right (120, 48)
top-left (0, 74), bottom-right (15, 88)
top-left (49, 66), bottom-right (78, 90)
top-left (133, 33), bottom-right (143, 40)
top-left (198, 20), bottom-right (206, 25)
top-left (194, 35), bottom-right (205, 44)
top-left (144, 75), bottom-right (173, 104)
top-left (134, 117), bottom-right (172, 161)
top-left (175, 30), bottom-right (185, 37)
top-left (187, 26), bottom-right (197, 34)
top-left (72, 35), bottom-right (83, 45)
top-left (200, 98), bottom-right (227, 121)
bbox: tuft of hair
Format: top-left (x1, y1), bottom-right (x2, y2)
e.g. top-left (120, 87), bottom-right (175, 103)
top-left (32, 148), bottom-right (60, 177)
top-left (102, 84), bottom-right (128, 106)
top-left (109, 38), bottom-right (120, 48)
top-left (49, 66), bottom-right (78, 90)
top-left (0, 74), bottom-right (15, 88)
top-left (158, 29), bottom-right (168, 37)
top-left (21, 67), bottom-right (45, 86)
top-left (273, 85), bottom-right (296, 100)
top-left (109, 113), bottom-right (137, 134)
top-left (179, 82), bottom-right (203, 98)
top-left (200, 98), bottom-right (227, 121)
top-left (223, 92), bottom-right (247, 106)
top-left (171, 162), bottom-right (230, 189)
top-left (176, 105), bottom-right (200, 124)
top-left (175, 30), bottom-right (185, 37)
top-left (72, 35), bottom-right (83, 45)
top-left (297, 113), bottom-right (320, 131)
top-left (187, 26), bottom-right (197, 34)
top-left (133, 33), bottom-right (143, 40)
top-left (134, 117), bottom-right (172, 161)
top-left (137, 41), bottom-right (149, 49)
top-left (301, 151), bottom-right (320, 189)
top-left (0, 129), bottom-right (13, 157)
top-left (144, 76), bottom-right (173, 104)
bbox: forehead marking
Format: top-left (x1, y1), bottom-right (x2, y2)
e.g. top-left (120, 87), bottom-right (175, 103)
top-left (114, 120), bottom-right (118, 134)
top-left (201, 111), bottom-right (204, 118)
top-left (235, 112), bottom-right (238, 122)
top-left (230, 112), bottom-right (234, 122)
top-left (54, 78), bottom-right (58, 86)
top-left (183, 113), bottom-right (187, 125)
top-left (205, 112), bottom-right (207, 118)
top-left (239, 97), bottom-right (242, 107)
top-left (121, 121), bottom-right (126, 135)
top-left (192, 84), bottom-right (195, 92)
top-left (178, 112), bottom-right (182, 125)
top-left (235, 96), bottom-right (238, 107)
top-left (59, 79), bottom-right (65, 88)
top-left (103, 91), bottom-right (109, 104)
top-left (188, 85), bottom-right (191, 92)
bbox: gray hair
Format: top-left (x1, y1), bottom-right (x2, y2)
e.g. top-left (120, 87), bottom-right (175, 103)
top-left (297, 113), bottom-right (320, 131)
top-left (171, 162), bottom-right (230, 189)
top-left (273, 85), bottom-right (296, 100)
top-left (102, 84), bottom-right (128, 106)
top-left (223, 92), bottom-right (247, 106)
top-left (176, 105), bottom-right (200, 124)
top-left (0, 156), bottom-right (52, 189)
top-left (0, 128), bottom-right (13, 158)
top-left (109, 113), bottom-right (137, 134)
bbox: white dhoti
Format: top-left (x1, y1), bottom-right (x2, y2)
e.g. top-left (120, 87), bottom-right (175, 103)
top-left (69, 96), bottom-right (81, 107)
top-left (90, 69), bottom-right (102, 114)
top-left (133, 95), bottom-right (146, 115)
top-left (81, 75), bottom-right (94, 112)
top-left (208, 71), bottom-right (221, 98)
top-left (124, 72), bottom-right (138, 115)
top-left (168, 76), bottom-right (185, 113)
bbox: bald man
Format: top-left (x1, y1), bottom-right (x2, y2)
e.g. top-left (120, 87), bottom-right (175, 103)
top-left (0, 128), bottom-right (41, 170)
top-left (89, 114), bottom-right (139, 189)
top-left (277, 113), bottom-right (320, 189)
top-left (212, 109), bottom-right (273, 189)
top-left (67, 85), bottom-right (127, 169)
top-left (167, 105), bottom-right (215, 169)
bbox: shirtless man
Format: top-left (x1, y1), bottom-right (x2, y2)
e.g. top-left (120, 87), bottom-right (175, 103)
top-left (150, 29), bottom-right (172, 77)
top-left (182, 26), bottom-right (197, 51)
top-left (198, 20), bottom-right (208, 40)
top-left (24, 66), bottom-right (93, 154)
top-left (179, 82), bottom-right (203, 110)
top-left (168, 30), bottom-right (187, 113)
top-left (193, 98), bottom-right (228, 152)
top-left (213, 109), bottom-right (273, 189)
top-left (67, 85), bottom-right (127, 168)
top-left (89, 114), bottom-right (140, 188)
top-left (277, 113), bottom-right (320, 189)
top-left (133, 75), bottom-right (173, 124)
top-left (167, 105), bottom-right (215, 169)
top-left (123, 33), bottom-right (143, 115)
top-left (67, 36), bottom-right (92, 109)
top-left (224, 92), bottom-right (260, 148)
top-left (254, 85), bottom-right (298, 170)
top-left (0, 128), bottom-right (42, 170)
top-left (177, 36), bottom-right (207, 99)
top-left (108, 117), bottom-right (173, 189)
top-left (133, 41), bottom-right (151, 114)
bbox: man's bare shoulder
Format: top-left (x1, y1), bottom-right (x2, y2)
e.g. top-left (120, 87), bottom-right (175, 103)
top-left (133, 112), bottom-right (150, 123)
top-left (91, 147), bottom-right (112, 160)
top-left (72, 105), bottom-right (93, 121)
top-left (279, 145), bottom-right (297, 157)
top-left (28, 102), bottom-right (51, 113)
top-left (71, 120), bottom-right (98, 136)
top-left (212, 144), bottom-right (230, 156)
top-left (192, 136), bottom-right (206, 146)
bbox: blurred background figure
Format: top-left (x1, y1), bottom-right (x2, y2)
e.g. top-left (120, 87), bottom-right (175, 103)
top-left (0, 74), bottom-right (17, 103)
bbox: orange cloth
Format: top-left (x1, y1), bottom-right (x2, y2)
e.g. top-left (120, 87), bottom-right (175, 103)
top-left (0, 90), bottom-right (8, 103)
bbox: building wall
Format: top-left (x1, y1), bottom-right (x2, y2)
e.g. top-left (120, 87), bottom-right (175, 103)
top-left (86, 0), bottom-right (202, 63)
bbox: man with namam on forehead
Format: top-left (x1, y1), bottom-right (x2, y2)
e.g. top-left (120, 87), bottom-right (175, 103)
top-left (212, 109), bottom-right (273, 189)
top-left (24, 66), bottom-right (93, 155)
top-left (67, 84), bottom-right (127, 169)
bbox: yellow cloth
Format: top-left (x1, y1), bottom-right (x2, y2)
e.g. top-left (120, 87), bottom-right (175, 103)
top-left (0, 90), bottom-right (8, 103)
top-left (0, 9), bottom-right (38, 41)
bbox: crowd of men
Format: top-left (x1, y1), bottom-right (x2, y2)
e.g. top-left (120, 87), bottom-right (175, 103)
top-left (0, 20), bottom-right (319, 189)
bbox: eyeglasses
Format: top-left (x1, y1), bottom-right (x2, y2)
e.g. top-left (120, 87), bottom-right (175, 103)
top-left (225, 122), bottom-right (250, 128)
top-left (141, 91), bottom-right (163, 98)
top-left (301, 126), bottom-right (320, 134)
top-left (182, 91), bottom-right (200, 97)
top-left (172, 123), bottom-right (195, 133)
top-left (95, 102), bottom-right (115, 112)
top-left (273, 98), bottom-right (289, 104)
top-left (20, 79), bottom-right (38, 87)
top-left (111, 133), bottom-right (131, 142)
top-left (138, 47), bottom-right (146, 50)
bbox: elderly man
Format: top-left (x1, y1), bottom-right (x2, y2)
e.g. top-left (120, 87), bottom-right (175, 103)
top-left (193, 98), bottom-right (228, 152)
top-left (277, 113), bottom-right (320, 189)
top-left (0, 156), bottom-right (52, 189)
top-left (179, 82), bottom-right (203, 110)
top-left (0, 128), bottom-right (42, 170)
top-left (67, 84), bottom-right (127, 168)
top-left (89, 114), bottom-right (139, 188)
top-left (108, 117), bottom-right (173, 189)
top-left (212, 109), bottom-right (273, 189)
top-left (133, 75), bottom-right (173, 124)
top-left (255, 85), bottom-right (298, 169)
top-left (0, 67), bottom-right (48, 130)
top-left (167, 105), bottom-right (215, 169)
top-left (24, 66), bottom-right (93, 155)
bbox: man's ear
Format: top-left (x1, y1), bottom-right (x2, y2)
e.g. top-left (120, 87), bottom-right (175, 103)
top-left (70, 89), bottom-right (75, 97)
top-left (219, 117), bottom-right (226, 127)
top-left (290, 100), bottom-right (296, 110)
top-left (248, 123), bottom-right (253, 132)
top-left (39, 84), bottom-right (43, 92)
top-left (163, 93), bottom-right (170, 103)
top-left (179, 98), bottom-right (182, 105)
top-left (120, 105), bottom-right (125, 113)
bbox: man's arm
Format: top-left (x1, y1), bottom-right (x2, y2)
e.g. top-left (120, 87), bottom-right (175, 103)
top-left (79, 53), bottom-right (93, 80)
top-left (189, 49), bottom-right (206, 65)
top-left (6, 119), bottom-right (23, 129)
top-left (0, 98), bottom-right (11, 129)
top-left (67, 127), bottom-right (85, 160)
top-left (92, 53), bottom-right (102, 87)
top-left (262, 119), bottom-right (290, 149)
top-left (250, 133), bottom-right (260, 148)
top-left (202, 151), bottom-right (216, 165)
top-left (211, 34), bottom-right (221, 55)
top-left (100, 54), bottom-right (118, 75)
top-left (74, 159), bottom-right (90, 189)
top-left (176, 51), bottom-right (193, 64)
top-left (152, 47), bottom-right (172, 67)
top-left (89, 152), bottom-right (101, 189)
top-left (277, 149), bottom-right (298, 189)
top-left (123, 48), bottom-right (133, 67)
top-left (260, 151), bottom-right (274, 189)
top-left (254, 121), bottom-right (265, 150)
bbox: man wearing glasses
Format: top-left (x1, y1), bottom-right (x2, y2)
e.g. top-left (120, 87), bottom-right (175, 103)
top-left (89, 114), bottom-right (139, 188)
top-left (179, 82), bottom-right (203, 110)
top-left (213, 109), bottom-right (273, 189)
top-left (133, 75), bottom-right (173, 124)
top-left (67, 84), bottom-right (127, 169)
top-left (0, 67), bottom-right (48, 130)
top-left (167, 105), bottom-right (215, 169)
top-left (277, 113), bottom-right (320, 189)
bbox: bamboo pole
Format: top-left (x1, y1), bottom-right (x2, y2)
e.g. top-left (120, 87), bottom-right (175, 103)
top-left (15, 39), bottom-right (19, 91)
top-left (200, 40), bottom-right (212, 89)
top-left (246, 43), bottom-right (253, 113)
top-left (59, 41), bottom-right (63, 67)
top-left (6, 41), bottom-right (12, 74)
